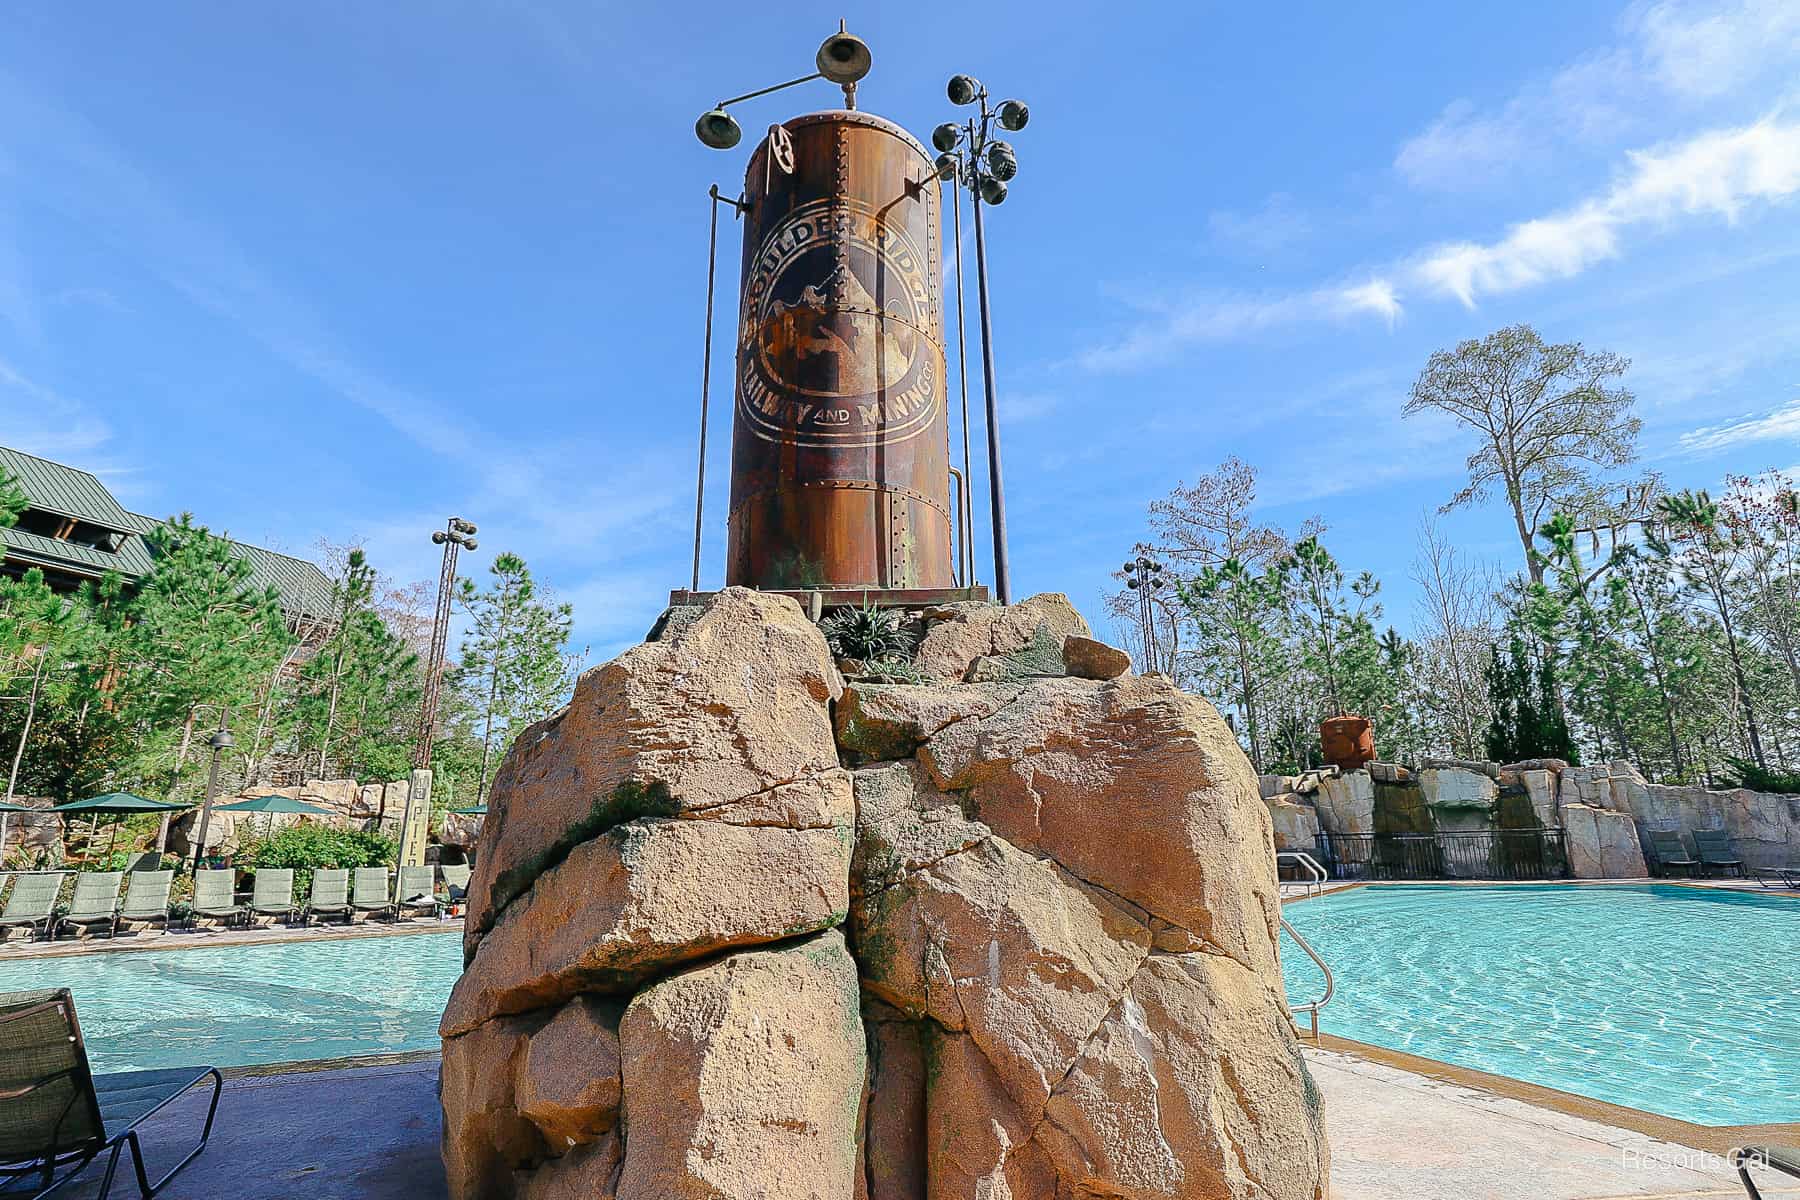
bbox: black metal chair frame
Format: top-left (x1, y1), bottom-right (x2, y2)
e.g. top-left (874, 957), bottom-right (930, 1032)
top-left (1733, 1146), bottom-right (1800, 1200)
top-left (0, 996), bottom-right (222, 1199)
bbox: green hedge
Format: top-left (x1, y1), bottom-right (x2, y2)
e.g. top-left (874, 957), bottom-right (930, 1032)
top-left (237, 825), bottom-right (398, 900)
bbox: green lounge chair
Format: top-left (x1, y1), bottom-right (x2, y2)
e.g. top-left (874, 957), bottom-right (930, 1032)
top-left (351, 867), bottom-right (392, 920)
top-left (1648, 830), bottom-right (1698, 878)
top-left (393, 865), bottom-right (441, 920)
top-left (57, 873), bottom-right (123, 939)
top-left (248, 868), bottom-right (297, 925)
top-left (0, 873), bottom-right (65, 943)
top-left (439, 864), bottom-right (472, 904)
top-left (113, 872), bottom-right (175, 937)
top-left (303, 869), bottom-right (353, 926)
top-left (0, 988), bottom-right (221, 1199)
top-left (1733, 1145), bottom-right (1800, 1199)
top-left (1694, 828), bottom-right (1745, 878)
top-left (1753, 864), bottom-right (1800, 890)
top-left (188, 869), bottom-right (243, 929)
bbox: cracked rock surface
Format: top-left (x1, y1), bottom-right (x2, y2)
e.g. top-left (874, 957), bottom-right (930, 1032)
top-left (440, 587), bottom-right (1328, 1199)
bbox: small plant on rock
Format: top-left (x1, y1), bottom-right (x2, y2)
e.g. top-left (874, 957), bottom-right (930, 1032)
top-left (820, 603), bottom-right (916, 664)
top-left (861, 657), bottom-right (926, 684)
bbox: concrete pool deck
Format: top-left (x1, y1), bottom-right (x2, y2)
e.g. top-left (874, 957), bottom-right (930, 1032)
top-left (45, 1050), bottom-right (1798, 1200)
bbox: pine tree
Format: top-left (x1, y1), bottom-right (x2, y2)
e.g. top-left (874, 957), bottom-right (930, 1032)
top-left (449, 553), bottom-right (573, 802)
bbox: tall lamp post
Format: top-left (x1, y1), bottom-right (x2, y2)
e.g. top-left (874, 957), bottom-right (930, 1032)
top-left (401, 516), bottom-right (476, 876)
top-left (1124, 555), bottom-right (1167, 673)
top-left (932, 79), bottom-right (1030, 606)
top-left (190, 708), bottom-right (234, 875)
top-left (416, 517), bottom-right (478, 771)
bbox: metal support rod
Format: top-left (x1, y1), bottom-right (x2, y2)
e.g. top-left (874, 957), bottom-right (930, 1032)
top-left (692, 186), bottom-right (723, 593)
top-left (947, 466), bottom-right (968, 588)
top-left (971, 182), bottom-right (1011, 606)
top-left (717, 72), bottom-right (824, 110)
top-left (950, 174), bottom-right (976, 587)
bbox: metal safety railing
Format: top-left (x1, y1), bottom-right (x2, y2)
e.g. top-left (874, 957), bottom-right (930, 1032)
top-left (1314, 830), bottom-right (1568, 881)
top-left (1279, 916), bottom-right (1334, 1042)
top-left (1276, 850), bottom-right (1327, 898)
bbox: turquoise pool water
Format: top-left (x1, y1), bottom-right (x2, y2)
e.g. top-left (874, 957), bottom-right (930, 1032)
top-left (0, 930), bottom-right (464, 1072)
top-left (1280, 884), bottom-right (1799, 1127)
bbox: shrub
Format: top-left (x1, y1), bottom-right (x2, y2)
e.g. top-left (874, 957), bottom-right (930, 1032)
top-left (819, 604), bottom-right (915, 663)
top-left (238, 825), bottom-right (398, 900)
top-left (1724, 758), bottom-right (1800, 796)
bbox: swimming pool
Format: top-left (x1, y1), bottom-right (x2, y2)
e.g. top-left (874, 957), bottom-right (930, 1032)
top-left (0, 930), bottom-right (464, 1072)
top-left (1280, 883), bottom-right (1799, 1127)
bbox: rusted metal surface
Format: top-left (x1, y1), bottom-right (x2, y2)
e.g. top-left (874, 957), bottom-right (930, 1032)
top-left (725, 110), bottom-right (954, 591)
top-left (669, 586), bottom-right (988, 610)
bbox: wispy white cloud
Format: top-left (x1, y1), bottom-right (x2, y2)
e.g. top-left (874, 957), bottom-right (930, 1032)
top-left (998, 391), bottom-right (1058, 423)
top-left (0, 356), bottom-right (117, 464)
top-left (1636, 0), bottom-right (1800, 98)
top-left (1081, 115), bottom-right (1800, 370)
top-left (1207, 193), bottom-right (1314, 258)
top-left (1409, 116), bottom-right (1800, 305)
top-left (1395, 0), bottom-right (1800, 190)
top-left (1678, 393), bottom-right (1800, 453)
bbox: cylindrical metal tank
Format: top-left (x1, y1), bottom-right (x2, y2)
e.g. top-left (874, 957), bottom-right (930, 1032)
top-left (725, 110), bottom-right (953, 591)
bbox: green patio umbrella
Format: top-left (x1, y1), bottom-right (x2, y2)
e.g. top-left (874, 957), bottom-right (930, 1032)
top-left (213, 794), bottom-right (336, 840)
top-left (449, 806), bottom-right (488, 816)
top-left (212, 795), bottom-right (335, 816)
top-left (49, 793), bottom-right (190, 864)
top-left (0, 799), bottom-right (36, 812)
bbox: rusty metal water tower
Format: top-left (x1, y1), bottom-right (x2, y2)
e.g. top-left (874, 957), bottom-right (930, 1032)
top-left (675, 25), bottom-right (991, 609)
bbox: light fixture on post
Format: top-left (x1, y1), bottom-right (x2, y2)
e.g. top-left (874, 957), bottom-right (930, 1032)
top-left (190, 710), bottom-right (235, 876)
top-left (401, 515), bottom-right (477, 880)
top-left (693, 22), bottom-right (872, 150)
top-left (1124, 555), bottom-right (1167, 672)
top-left (934, 76), bottom-right (1032, 605)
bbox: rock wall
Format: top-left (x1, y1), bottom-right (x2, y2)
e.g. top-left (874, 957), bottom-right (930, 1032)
top-left (1261, 754), bottom-right (1798, 880)
top-left (440, 588), bottom-right (1329, 1200)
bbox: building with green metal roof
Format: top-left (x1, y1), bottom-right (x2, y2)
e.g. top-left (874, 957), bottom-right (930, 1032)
top-left (0, 443), bottom-right (335, 621)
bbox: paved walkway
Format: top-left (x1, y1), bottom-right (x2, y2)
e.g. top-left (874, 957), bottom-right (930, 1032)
top-left (48, 1052), bottom-right (1798, 1199)
top-left (1311, 1049), bottom-right (1795, 1199)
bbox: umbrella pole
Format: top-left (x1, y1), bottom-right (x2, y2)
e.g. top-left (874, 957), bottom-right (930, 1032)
top-left (106, 816), bottom-right (121, 863)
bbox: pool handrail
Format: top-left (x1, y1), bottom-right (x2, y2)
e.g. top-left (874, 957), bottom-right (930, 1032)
top-left (1276, 851), bottom-right (1327, 898)
top-left (1280, 915), bottom-right (1334, 1042)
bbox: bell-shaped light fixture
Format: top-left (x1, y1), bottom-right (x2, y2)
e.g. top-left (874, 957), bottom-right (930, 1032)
top-left (931, 122), bottom-right (961, 153)
top-left (996, 99), bottom-right (1030, 131)
top-left (947, 74), bottom-right (981, 105)
top-left (695, 109), bottom-right (742, 150)
top-left (985, 140), bottom-right (1018, 181)
top-left (979, 176), bottom-right (1008, 205)
top-left (933, 152), bottom-right (958, 181)
top-left (816, 30), bottom-right (872, 85)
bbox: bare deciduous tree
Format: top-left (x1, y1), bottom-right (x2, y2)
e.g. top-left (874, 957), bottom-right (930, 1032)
top-left (1404, 324), bottom-right (1639, 584)
top-left (1410, 518), bottom-right (1497, 759)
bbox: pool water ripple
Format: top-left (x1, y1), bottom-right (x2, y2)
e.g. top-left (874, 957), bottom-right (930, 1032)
top-left (0, 932), bottom-right (465, 1072)
top-left (1280, 884), bottom-right (1799, 1126)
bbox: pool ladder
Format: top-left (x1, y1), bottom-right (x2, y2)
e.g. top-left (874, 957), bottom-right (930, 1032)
top-left (1276, 852), bottom-right (1334, 1042)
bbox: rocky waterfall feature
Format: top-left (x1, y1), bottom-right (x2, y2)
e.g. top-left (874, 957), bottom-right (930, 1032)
top-left (438, 588), bottom-right (1329, 1199)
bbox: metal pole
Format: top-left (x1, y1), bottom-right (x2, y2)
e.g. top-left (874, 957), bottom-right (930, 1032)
top-left (950, 177), bottom-right (976, 588)
top-left (191, 708), bottom-right (230, 876)
top-left (971, 182), bottom-right (1011, 605)
top-left (692, 186), bottom-right (722, 593)
top-left (415, 528), bottom-right (461, 771)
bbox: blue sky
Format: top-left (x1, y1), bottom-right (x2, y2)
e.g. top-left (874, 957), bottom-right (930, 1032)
top-left (2, 1), bottom-right (1797, 661)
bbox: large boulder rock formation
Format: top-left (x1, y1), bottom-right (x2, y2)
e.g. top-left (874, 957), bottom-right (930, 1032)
top-left (441, 588), bottom-right (1328, 1199)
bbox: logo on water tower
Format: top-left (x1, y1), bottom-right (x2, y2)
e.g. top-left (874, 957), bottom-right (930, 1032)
top-left (738, 197), bottom-right (939, 448)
